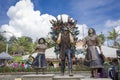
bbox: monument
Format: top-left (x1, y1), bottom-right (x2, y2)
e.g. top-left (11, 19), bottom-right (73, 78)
top-left (50, 16), bottom-right (79, 76)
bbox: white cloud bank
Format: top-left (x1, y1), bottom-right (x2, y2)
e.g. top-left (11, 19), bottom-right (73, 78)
top-left (105, 20), bottom-right (120, 44)
top-left (105, 20), bottom-right (120, 27)
top-left (0, 0), bottom-right (88, 40)
top-left (105, 20), bottom-right (120, 34)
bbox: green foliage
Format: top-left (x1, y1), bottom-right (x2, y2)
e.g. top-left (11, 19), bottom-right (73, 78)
top-left (73, 65), bottom-right (90, 71)
top-left (46, 38), bottom-right (55, 48)
top-left (0, 64), bottom-right (90, 73)
top-left (0, 67), bottom-right (34, 73)
top-left (0, 34), bottom-right (6, 41)
top-left (9, 36), bottom-right (34, 55)
top-left (14, 56), bottom-right (22, 62)
top-left (0, 41), bottom-right (6, 53)
top-left (107, 29), bottom-right (119, 47)
top-left (107, 29), bottom-right (118, 40)
top-left (98, 32), bottom-right (105, 44)
top-left (0, 34), bottom-right (6, 53)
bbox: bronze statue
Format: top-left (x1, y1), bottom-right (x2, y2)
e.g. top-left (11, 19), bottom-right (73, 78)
top-left (50, 16), bottom-right (79, 76)
top-left (32, 38), bottom-right (47, 74)
top-left (56, 27), bottom-right (74, 76)
top-left (83, 28), bottom-right (104, 78)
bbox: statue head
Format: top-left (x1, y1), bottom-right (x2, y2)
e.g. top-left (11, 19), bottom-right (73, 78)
top-left (38, 38), bottom-right (46, 44)
top-left (88, 28), bottom-right (96, 35)
top-left (63, 27), bottom-right (69, 35)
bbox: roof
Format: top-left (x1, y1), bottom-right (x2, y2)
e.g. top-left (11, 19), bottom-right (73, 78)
top-left (22, 47), bottom-right (57, 60)
top-left (0, 52), bottom-right (13, 60)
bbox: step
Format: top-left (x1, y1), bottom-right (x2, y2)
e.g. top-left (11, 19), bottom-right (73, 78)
top-left (81, 78), bottom-right (112, 80)
top-left (21, 74), bottom-right (112, 80)
top-left (16, 78), bottom-right (112, 80)
top-left (22, 74), bottom-right (54, 80)
top-left (54, 74), bottom-right (84, 80)
top-left (21, 74), bottom-right (84, 80)
top-left (15, 78), bottom-right (22, 80)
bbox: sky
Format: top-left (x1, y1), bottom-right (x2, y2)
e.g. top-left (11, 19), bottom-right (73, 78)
top-left (0, 0), bottom-right (120, 41)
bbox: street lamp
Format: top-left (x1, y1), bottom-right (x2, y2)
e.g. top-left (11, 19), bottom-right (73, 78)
top-left (0, 31), bottom-right (14, 53)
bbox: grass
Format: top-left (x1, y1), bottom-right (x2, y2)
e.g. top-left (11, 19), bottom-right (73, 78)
top-left (14, 56), bottom-right (22, 62)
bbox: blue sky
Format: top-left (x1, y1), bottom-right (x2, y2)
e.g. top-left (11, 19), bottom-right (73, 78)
top-left (0, 0), bottom-right (120, 35)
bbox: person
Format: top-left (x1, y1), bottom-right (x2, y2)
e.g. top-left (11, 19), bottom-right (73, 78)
top-left (56, 27), bottom-right (74, 76)
top-left (32, 38), bottom-right (47, 74)
top-left (83, 28), bottom-right (103, 78)
top-left (108, 58), bottom-right (119, 80)
top-left (21, 62), bottom-right (25, 68)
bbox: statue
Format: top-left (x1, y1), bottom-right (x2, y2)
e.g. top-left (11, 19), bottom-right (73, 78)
top-left (32, 38), bottom-right (47, 74)
top-left (50, 16), bottom-right (79, 76)
top-left (83, 28), bottom-right (104, 78)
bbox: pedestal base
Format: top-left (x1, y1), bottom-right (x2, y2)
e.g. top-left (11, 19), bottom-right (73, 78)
top-left (22, 74), bottom-right (54, 80)
top-left (81, 78), bottom-right (112, 80)
top-left (21, 74), bottom-right (112, 80)
top-left (53, 74), bottom-right (84, 80)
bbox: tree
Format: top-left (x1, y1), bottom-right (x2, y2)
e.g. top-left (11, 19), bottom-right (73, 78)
top-left (107, 29), bottom-right (119, 47)
top-left (0, 34), bottom-right (7, 52)
top-left (0, 34), bottom-right (6, 41)
top-left (9, 36), bottom-right (34, 55)
top-left (98, 32), bottom-right (105, 44)
top-left (9, 36), bottom-right (17, 43)
top-left (0, 41), bottom-right (6, 53)
top-left (46, 37), bottom-right (55, 48)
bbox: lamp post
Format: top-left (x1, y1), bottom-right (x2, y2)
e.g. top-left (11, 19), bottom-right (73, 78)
top-left (0, 31), bottom-right (14, 53)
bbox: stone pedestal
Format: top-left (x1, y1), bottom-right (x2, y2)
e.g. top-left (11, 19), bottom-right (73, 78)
top-left (22, 74), bottom-right (54, 80)
top-left (53, 74), bottom-right (84, 80)
top-left (81, 78), bottom-right (112, 80)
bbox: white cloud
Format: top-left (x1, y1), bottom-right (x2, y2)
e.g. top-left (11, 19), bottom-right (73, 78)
top-left (77, 24), bottom-right (88, 39)
top-left (115, 26), bottom-right (120, 44)
top-left (57, 14), bottom-right (69, 22)
top-left (0, 0), bottom-right (55, 40)
top-left (0, 0), bottom-right (89, 41)
top-left (105, 19), bottom-right (120, 35)
top-left (105, 19), bottom-right (120, 44)
top-left (115, 26), bottom-right (120, 33)
top-left (105, 20), bottom-right (120, 27)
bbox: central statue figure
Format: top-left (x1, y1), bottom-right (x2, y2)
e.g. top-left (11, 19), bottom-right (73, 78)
top-left (50, 16), bottom-right (79, 76)
top-left (56, 27), bottom-right (74, 76)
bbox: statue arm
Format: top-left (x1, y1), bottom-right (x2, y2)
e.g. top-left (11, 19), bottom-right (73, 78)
top-left (82, 37), bottom-right (87, 50)
top-left (69, 33), bottom-right (74, 43)
top-left (96, 36), bottom-right (102, 53)
top-left (56, 33), bottom-right (61, 44)
top-left (31, 45), bottom-right (39, 53)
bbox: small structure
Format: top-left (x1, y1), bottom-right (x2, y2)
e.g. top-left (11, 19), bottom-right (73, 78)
top-left (22, 47), bottom-right (57, 60)
top-left (0, 52), bottom-right (13, 66)
top-left (0, 52), bottom-right (13, 60)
